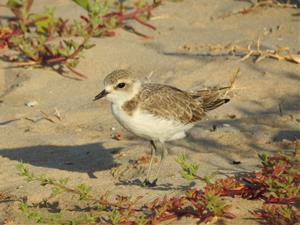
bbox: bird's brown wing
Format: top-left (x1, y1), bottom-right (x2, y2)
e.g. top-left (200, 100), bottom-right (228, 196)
top-left (138, 84), bottom-right (205, 124)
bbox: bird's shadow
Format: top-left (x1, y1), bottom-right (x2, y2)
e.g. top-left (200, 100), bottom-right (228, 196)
top-left (115, 178), bottom-right (197, 191)
top-left (0, 142), bottom-right (121, 178)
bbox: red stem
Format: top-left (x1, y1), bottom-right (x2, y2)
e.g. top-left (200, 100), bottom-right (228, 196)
top-left (134, 17), bottom-right (156, 30)
top-left (103, 4), bottom-right (156, 30)
top-left (66, 65), bottom-right (87, 79)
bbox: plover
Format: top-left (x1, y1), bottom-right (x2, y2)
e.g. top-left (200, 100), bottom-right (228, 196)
top-left (94, 69), bottom-right (230, 186)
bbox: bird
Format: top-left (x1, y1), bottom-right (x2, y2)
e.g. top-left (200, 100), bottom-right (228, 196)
top-left (94, 69), bottom-right (230, 186)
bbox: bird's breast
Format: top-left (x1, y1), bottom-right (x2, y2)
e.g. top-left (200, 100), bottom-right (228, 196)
top-left (111, 103), bottom-right (192, 142)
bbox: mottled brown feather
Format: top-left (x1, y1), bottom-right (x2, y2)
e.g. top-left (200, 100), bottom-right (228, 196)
top-left (122, 83), bottom-right (230, 124)
top-left (122, 83), bottom-right (206, 124)
top-left (122, 96), bottom-right (139, 116)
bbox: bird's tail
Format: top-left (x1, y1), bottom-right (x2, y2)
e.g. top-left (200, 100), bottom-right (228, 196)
top-left (191, 68), bottom-right (239, 111)
top-left (190, 87), bottom-right (231, 112)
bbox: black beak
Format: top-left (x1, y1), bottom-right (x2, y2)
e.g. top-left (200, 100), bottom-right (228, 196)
top-left (94, 89), bottom-right (108, 101)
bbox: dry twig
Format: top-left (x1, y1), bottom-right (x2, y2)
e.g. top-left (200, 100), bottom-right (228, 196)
top-left (182, 38), bottom-right (300, 64)
top-left (234, 38), bottom-right (300, 64)
top-left (219, 0), bottom-right (298, 19)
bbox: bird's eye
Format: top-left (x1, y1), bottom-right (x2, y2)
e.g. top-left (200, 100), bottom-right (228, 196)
top-left (117, 83), bottom-right (126, 89)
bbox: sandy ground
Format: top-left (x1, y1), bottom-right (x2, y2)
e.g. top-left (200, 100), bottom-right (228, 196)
top-left (0, 0), bottom-right (299, 224)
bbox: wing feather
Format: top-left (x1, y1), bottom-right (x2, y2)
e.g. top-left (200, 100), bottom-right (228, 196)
top-left (138, 84), bottom-right (205, 124)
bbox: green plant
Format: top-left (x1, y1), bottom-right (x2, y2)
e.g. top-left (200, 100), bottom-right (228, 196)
top-left (175, 153), bottom-right (200, 180)
top-left (254, 204), bottom-right (300, 225)
top-left (0, 0), bottom-right (166, 79)
top-left (73, 0), bottom-right (114, 37)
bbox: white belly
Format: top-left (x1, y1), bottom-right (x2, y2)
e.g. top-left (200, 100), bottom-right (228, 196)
top-left (111, 104), bottom-right (192, 142)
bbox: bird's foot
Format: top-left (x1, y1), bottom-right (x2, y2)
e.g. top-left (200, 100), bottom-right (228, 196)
top-left (143, 178), bottom-right (158, 187)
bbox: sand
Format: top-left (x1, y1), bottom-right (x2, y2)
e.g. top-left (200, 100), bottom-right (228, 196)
top-left (0, 0), bottom-right (299, 224)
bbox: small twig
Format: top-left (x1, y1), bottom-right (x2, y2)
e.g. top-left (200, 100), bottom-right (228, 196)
top-left (46, 56), bottom-right (66, 64)
top-left (150, 15), bottom-right (170, 20)
top-left (134, 17), bottom-right (156, 30)
top-left (15, 60), bottom-right (39, 66)
top-left (40, 110), bottom-right (56, 123)
top-left (123, 25), bottom-right (153, 38)
top-left (224, 68), bottom-right (240, 97)
top-left (54, 108), bottom-right (62, 121)
top-left (219, 0), bottom-right (298, 19)
top-left (145, 70), bottom-right (154, 82)
top-left (183, 38), bottom-right (300, 64)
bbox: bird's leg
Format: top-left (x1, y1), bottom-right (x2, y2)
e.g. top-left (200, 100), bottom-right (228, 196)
top-left (150, 142), bottom-right (168, 186)
top-left (143, 140), bottom-right (156, 186)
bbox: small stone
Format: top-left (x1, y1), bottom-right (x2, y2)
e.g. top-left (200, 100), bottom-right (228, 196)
top-left (25, 100), bottom-right (38, 107)
top-left (24, 128), bottom-right (31, 132)
top-left (227, 114), bottom-right (236, 119)
top-left (210, 124), bottom-right (217, 132)
top-left (75, 128), bottom-right (82, 132)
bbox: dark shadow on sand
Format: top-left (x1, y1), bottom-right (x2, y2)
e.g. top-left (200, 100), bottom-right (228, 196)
top-left (169, 93), bottom-right (300, 168)
top-left (0, 143), bottom-right (121, 178)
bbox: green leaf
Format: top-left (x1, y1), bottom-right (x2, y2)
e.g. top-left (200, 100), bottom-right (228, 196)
top-left (176, 153), bottom-right (199, 180)
top-left (16, 162), bottom-right (34, 181)
top-left (9, 36), bottom-right (22, 46)
top-left (83, 213), bottom-right (95, 223)
top-left (57, 47), bottom-right (70, 57)
top-left (19, 202), bottom-right (29, 213)
top-left (28, 211), bottom-right (44, 223)
top-left (72, 0), bottom-right (89, 10)
top-left (70, 218), bottom-right (80, 225)
top-left (205, 190), bottom-right (225, 216)
top-left (136, 0), bottom-right (146, 8)
top-left (135, 216), bottom-right (147, 225)
top-left (31, 8), bottom-right (56, 34)
top-left (59, 177), bottom-right (69, 185)
top-left (67, 59), bottom-right (79, 68)
top-left (50, 186), bottom-right (64, 198)
top-left (75, 183), bottom-right (91, 200)
top-left (7, 0), bottom-right (23, 8)
top-left (105, 17), bottom-right (117, 29)
top-left (83, 42), bottom-right (95, 49)
top-left (108, 209), bottom-right (121, 225)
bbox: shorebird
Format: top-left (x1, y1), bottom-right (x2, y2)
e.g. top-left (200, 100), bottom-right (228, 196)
top-left (94, 69), bottom-right (230, 186)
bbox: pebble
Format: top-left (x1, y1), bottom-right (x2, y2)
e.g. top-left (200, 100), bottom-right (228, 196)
top-left (25, 100), bottom-right (38, 107)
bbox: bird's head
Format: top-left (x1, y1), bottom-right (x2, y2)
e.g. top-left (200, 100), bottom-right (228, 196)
top-left (94, 69), bottom-right (141, 104)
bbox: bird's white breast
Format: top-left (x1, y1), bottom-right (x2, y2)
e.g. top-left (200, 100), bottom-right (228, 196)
top-left (111, 104), bottom-right (192, 142)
